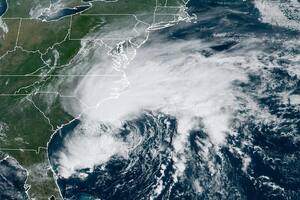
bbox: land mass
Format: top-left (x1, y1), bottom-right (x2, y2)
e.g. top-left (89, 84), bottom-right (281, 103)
top-left (0, 0), bottom-right (191, 199)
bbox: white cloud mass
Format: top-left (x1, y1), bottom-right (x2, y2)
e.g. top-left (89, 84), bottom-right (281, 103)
top-left (55, 35), bottom-right (258, 178)
top-left (75, 38), bottom-right (249, 143)
top-left (53, 27), bottom-right (280, 178)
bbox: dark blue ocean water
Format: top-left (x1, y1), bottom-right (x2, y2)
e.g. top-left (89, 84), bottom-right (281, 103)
top-left (1, 0), bottom-right (298, 198)
top-left (0, 0), bottom-right (7, 17)
top-left (43, 0), bottom-right (299, 199)
top-left (0, 157), bottom-right (28, 200)
top-left (46, 0), bottom-right (300, 199)
top-left (48, 119), bottom-right (80, 173)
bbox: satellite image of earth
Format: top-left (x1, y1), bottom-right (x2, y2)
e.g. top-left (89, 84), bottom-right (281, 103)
top-left (0, 0), bottom-right (300, 199)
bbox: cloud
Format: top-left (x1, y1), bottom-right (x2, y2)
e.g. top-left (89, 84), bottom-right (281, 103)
top-left (0, 18), bottom-right (8, 37)
top-left (53, 33), bottom-right (267, 178)
top-left (56, 122), bottom-right (129, 178)
top-left (254, 0), bottom-right (300, 30)
top-left (75, 38), bottom-right (249, 144)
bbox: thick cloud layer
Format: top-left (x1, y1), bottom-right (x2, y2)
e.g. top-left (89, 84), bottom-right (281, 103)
top-left (78, 39), bottom-right (247, 143)
top-left (254, 0), bottom-right (300, 30)
top-left (54, 34), bottom-right (266, 178)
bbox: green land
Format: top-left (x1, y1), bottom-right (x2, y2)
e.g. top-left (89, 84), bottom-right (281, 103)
top-left (0, 0), bottom-right (188, 199)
